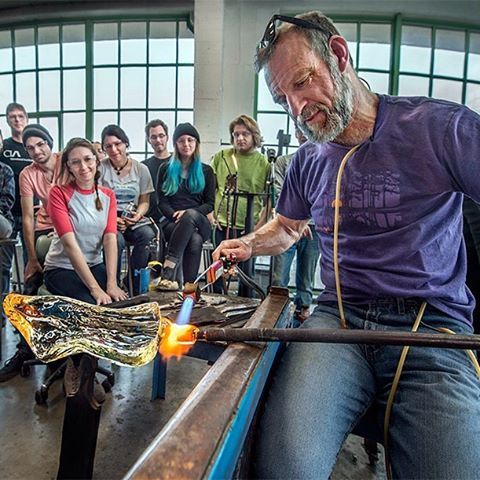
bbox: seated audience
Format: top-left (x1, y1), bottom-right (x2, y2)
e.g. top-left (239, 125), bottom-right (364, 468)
top-left (98, 125), bottom-right (155, 295)
top-left (44, 138), bottom-right (127, 304)
top-left (156, 123), bottom-right (214, 290)
top-left (0, 123), bottom-right (59, 381)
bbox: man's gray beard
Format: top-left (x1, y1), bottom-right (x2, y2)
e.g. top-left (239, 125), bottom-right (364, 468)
top-left (297, 66), bottom-right (354, 144)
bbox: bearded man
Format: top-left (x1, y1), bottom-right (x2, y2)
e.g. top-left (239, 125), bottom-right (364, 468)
top-left (213, 11), bottom-right (480, 479)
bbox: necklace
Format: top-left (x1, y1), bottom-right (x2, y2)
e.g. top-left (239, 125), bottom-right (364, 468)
top-left (110, 157), bottom-right (129, 175)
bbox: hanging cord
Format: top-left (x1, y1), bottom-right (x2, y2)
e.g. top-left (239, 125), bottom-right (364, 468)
top-left (332, 143), bottom-right (480, 480)
top-left (383, 301), bottom-right (426, 480)
top-left (333, 144), bottom-right (361, 329)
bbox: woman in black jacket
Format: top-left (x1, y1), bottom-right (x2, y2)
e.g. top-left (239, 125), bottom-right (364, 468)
top-left (156, 123), bottom-right (215, 290)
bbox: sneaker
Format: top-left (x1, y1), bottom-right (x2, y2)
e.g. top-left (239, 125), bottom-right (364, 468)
top-left (64, 357), bottom-right (80, 397)
top-left (0, 350), bottom-right (31, 382)
top-left (294, 306), bottom-right (311, 324)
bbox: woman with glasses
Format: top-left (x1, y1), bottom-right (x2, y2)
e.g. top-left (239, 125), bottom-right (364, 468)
top-left (99, 124), bottom-right (156, 295)
top-left (155, 123), bottom-right (215, 290)
top-left (44, 138), bottom-right (127, 304)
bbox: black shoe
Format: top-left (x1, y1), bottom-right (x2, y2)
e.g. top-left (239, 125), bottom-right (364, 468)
top-left (0, 350), bottom-right (31, 382)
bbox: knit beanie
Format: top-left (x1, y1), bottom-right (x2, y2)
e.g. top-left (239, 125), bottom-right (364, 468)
top-left (172, 123), bottom-right (200, 144)
top-left (22, 124), bottom-right (54, 149)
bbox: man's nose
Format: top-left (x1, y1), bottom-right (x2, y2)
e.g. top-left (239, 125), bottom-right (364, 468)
top-left (286, 94), bottom-right (306, 120)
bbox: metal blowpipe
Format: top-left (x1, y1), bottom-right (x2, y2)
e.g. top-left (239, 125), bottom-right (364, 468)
top-left (192, 327), bottom-right (480, 350)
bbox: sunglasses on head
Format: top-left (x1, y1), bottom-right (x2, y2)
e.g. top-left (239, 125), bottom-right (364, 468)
top-left (257, 14), bottom-right (333, 52)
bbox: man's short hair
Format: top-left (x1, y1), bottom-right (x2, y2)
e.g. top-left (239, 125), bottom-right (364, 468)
top-left (6, 102), bottom-right (27, 117)
top-left (145, 119), bottom-right (169, 137)
top-left (229, 114), bottom-right (263, 149)
top-left (254, 11), bottom-right (341, 74)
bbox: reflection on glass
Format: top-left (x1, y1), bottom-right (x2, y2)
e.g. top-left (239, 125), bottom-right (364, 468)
top-left (149, 22), bottom-right (176, 64)
top-left (432, 78), bottom-right (462, 103)
top-left (149, 38), bottom-right (176, 64)
top-left (398, 75), bottom-right (430, 96)
top-left (63, 112), bottom-right (86, 145)
top-left (63, 42), bottom-right (85, 67)
top-left (257, 74), bottom-right (283, 112)
top-left (400, 45), bottom-right (431, 74)
top-left (94, 111), bottom-right (118, 142)
top-left (15, 45), bottom-right (35, 71)
top-left (149, 66), bottom-right (176, 108)
top-left (16, 72), bottom-right (36, 112)
top-left (434, 29), bottom-right (465, 78)
top-left (39, 71), bottom-right (60, 111)
top-left (120, 67), bottom-right (146, 108)
top-left (401, 26), bottom-right (431, 74)
top-left (38, 43), bottom-right (60, 69)
top-left (121, 39), bottom-right (146, 64)
top-left (0, 47), bottom-right (12, 73)
top-left (177, 66), bottom-right (194, 109)
top-left (359, 71), bottom-right (389, 94)
top-left (178, 38), bottom-right (194, 64)
top-left (466, 83), bottom-right (480, 113)
top-left (119, 111), bottom-right (147, 153)
top-left (63, 69), bottom-right (86, 110)
top-left (257, 113), bottom-right (288, 145)
top-left (178, 22), bottom-right (194, 63)
top-left (38, 26), bottom-right (59, 69)
top-left (94, 68), bottom-right (118, 109)
top-left (467, 53), bottom-right (480, 81)
top-left (359, 24), bottom-right (391, 70)
top-left (0, 74), bottom-right (13, 111)
top-left (94, 40), bottom-right (119, 65)
top-left (176, 110), bottom-right (194, 128)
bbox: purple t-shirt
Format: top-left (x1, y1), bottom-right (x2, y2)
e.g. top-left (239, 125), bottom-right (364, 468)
top-left (276, 95), bottom-right (480, 326)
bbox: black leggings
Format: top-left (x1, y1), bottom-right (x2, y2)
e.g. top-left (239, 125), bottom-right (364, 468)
top-left (44, 263), bottom-right (107, 304)
top-left (162, 209), bottom-right (211, 283)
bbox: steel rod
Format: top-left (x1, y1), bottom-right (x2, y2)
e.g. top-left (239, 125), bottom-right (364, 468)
top-left (196, 327), bottom-right (480, 350)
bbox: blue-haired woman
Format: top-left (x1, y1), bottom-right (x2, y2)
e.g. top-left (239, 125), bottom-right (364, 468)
top-left (156, 123), bottom-right (215, 289)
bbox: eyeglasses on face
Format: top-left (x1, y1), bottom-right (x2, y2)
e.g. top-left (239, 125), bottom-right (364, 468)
top-left (103, 141), bottom-right (124, 151)
top-left (257, 14), bottom-right (333, 52)
top-left (67, 156), bottom-right (97, 169)
top-left (149, 133), bottom-right (166, 141)
top-left (232, 130), bottom-right (252, 139)
top-left (26, 140), bottom-right (48, 153)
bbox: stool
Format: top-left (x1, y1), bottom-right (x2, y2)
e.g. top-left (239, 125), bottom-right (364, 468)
top-left (0, 238), bottom-right (23, 360)
top-left (201, 241), bottom-right (214, 292)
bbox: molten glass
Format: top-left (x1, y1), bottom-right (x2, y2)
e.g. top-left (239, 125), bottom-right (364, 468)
top-left (158, 321), bottom-right (198, 360)
top-left (4, 293), bottom-right (166, 367)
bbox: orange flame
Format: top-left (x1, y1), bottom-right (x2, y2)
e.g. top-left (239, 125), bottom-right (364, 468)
top-left (159, 319), bottom-right (198, 360)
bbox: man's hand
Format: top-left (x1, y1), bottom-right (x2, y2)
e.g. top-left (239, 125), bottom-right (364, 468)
top-left (212, 238), bottom-right (252, 263)
top-left (124, 212), bottom-right (142, 228)
top-left (24, 258), bottom-right (42, 281)
top-left (301, 225), bottom-right (313, 240)
top-left (117, 217), bottom-right (127, 232)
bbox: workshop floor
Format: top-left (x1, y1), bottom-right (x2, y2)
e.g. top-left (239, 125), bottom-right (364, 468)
top-left (1, 323), bottom-right (385, 479)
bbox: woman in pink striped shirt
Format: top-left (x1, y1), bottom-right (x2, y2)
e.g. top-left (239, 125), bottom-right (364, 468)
top-left (44, 138), bottom-right (128, 305)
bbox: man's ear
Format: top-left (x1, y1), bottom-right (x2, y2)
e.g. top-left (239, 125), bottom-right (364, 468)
top-left (329, 35), bottom-right (350, 73)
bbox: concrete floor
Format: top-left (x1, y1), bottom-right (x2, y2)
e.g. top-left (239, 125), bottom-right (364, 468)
top-left (1, 322), bottom-right (385, 480)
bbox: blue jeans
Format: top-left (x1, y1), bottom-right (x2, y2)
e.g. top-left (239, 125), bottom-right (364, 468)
top-left (272, 228), bottom-right (319, 308)
top-left (256, 299), bottom-right (480, 479)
